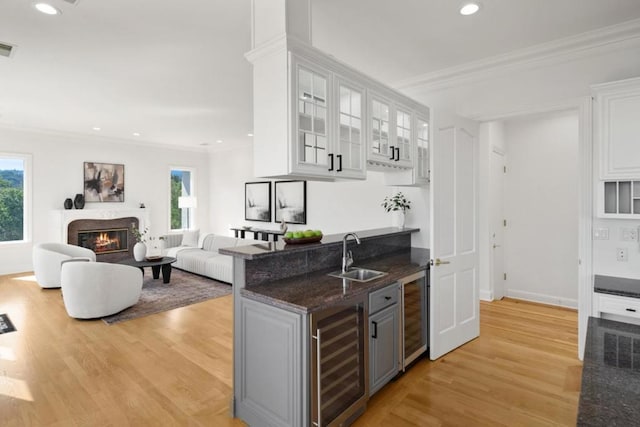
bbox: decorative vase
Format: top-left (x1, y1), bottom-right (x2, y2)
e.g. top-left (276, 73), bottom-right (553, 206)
top-left (73, 193), bottom-right (85, 209)
top-left (280, 218), bottom-right (288, 234)
top-left (133, 242), bottom-right (147, 261)
top-left (63, 198), bottom-right (73, 209)
top-left (391, 210), bottom-right (406, 228)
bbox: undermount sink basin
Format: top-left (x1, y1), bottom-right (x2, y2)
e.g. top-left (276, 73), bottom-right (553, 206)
top-left (329, 268), bottom-right (388, 283)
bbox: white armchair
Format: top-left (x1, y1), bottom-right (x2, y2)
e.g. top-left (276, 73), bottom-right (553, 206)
top-left (60, 261), bottom-right (143, 319)
top-left (32, 242), bottom-right (97, 288)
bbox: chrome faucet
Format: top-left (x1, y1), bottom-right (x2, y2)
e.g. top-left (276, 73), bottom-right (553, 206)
top-left (342, 233), bottom-right (361, 273)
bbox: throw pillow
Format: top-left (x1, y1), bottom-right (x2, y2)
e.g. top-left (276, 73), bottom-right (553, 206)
top-left (181, 229), bottom-right (200, 247)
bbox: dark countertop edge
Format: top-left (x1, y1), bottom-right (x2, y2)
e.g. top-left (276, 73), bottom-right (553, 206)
top-left (220, 227), bottom-right (420, 260)
top-left (594, 274), bottom-right (640, 299)
top-left (240, 247), bottom-right (430, 315)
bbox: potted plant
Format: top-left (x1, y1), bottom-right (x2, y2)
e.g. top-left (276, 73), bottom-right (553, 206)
top-left (130, 223), bottom-right (149, 261)
top-left (381, 192), bottom-right (411, 228)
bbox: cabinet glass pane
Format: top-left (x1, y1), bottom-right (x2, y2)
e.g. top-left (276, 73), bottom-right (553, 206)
top-left (604, 182), bottom-right (617, 213)
top-left (417, 119), bottom-right (429, 180)
top-left (634, 199), bottom-right (640, 214)
top-left (298, 66), bottom-right (328, 166)
top-left (371, 99), bottom-right (390, 156)
top-left (397, 110), bottom-right (411, 161)
top-left (619, 181), bottom-right (632, 214)
top-left (338, 84), bottom-right (363, 171)
top-left (352, 92), bottom-right (361, 117)
top-left (634, 181), bottom-right (640, 198)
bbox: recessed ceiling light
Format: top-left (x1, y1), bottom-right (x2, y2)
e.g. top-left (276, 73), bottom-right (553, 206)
top-left (216, 139), bottom-right (223, 144)
top-left (92, 126), bottom-right (101, 131)
top-left (247, 133), bottom-right (253, 137)
top-left (132, 132), bottom-right (141, 137)
top-left (460, 2), bottom-right (480, 15)
top-left (34, 3), bottom-right (61, 15)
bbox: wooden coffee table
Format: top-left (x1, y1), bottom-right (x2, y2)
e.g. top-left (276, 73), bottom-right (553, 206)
top-left (119, 257), bottom-right (177, 284)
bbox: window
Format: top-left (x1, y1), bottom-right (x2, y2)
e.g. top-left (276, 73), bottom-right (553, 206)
top-left (169, 167), bottom-right (196, 231)
top-left (0, 154), bottom-right (30, 243)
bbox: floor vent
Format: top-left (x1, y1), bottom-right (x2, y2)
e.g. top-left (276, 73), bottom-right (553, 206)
top-left (0, 42), bottom-right (14, 58)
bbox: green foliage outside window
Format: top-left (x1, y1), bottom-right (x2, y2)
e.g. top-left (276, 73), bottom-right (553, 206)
top-left (0, 171), bottom-right (24, 241)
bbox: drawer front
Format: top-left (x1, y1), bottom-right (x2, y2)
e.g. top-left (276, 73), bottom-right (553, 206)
top-left (598, 294), bottom-right (640, 319)
top-left (369, 283), bottom-right (399, 313)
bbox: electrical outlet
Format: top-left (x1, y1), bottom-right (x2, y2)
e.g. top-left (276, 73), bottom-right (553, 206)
top-left (617, 248), bottom-right (628, 262)
top-left (622, 228), bottom-right (638, 241)
top-left (594, 228), bottom-right (609, 240)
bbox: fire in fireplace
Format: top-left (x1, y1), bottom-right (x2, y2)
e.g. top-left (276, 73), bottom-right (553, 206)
top-left (78, 228), bottom-right (128, 254)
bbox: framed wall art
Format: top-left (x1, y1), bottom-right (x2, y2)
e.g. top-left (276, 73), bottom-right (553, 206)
top-left (245, 181), bottom-right (271, 222)
top-left (275, 180), bottom-right (306, 224)
top-left (83, 162), bottom-right (125, 202)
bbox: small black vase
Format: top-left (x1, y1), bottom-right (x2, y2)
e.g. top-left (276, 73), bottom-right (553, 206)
top-left (73, 193), bottom-right (85, 209)
top-left (63, 198), bottom-right (73, 210)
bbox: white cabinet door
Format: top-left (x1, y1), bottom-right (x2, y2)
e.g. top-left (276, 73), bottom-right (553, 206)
top-left (594, 77), bottom-right (640, 180)
top-left (290, 56), bottom-right (333, 177)
top-left (429, 111), bottom-right (480, 360)
top-left (334, 77), bottom-right (366, 179)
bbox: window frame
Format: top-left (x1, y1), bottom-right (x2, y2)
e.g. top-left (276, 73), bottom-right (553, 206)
top-left (168, 166), bottom-right (197, 232)
top-left (0, 152), bottom-right (32, 245)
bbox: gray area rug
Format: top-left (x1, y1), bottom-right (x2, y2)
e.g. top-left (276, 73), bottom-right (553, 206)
top-left (102, 269), bottom-right (231, 325)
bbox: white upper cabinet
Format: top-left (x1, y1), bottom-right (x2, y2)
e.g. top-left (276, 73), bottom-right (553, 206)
top-left (247, 40), bottom-right (428, 180)
top-left (594, 77), bottom-right (640, 180)
top-left (384, 113), bottom-right (430, 186)
top-left (367, 92), bottom-right (414, 169)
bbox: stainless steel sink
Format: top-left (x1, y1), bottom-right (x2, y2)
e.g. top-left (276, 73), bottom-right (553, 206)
top-left (329, 268), bottom-right (388, 283)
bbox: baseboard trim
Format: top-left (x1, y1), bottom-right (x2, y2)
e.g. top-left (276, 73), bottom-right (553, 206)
top-left (0, 264), bottom-right (32, 276)
top-left (479, 289), bottom-right (493, 301)
top-left (506, 289), bottom-right (578, 309)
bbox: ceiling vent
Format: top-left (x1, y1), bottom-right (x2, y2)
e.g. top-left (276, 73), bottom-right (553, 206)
top-left (0, 42), bottom-right (14, 58)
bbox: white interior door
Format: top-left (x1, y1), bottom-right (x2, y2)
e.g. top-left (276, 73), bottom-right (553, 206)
top-left (490, 149), bottom-right (505, 300)
top-left (430, 112), bottom-right (480, 360)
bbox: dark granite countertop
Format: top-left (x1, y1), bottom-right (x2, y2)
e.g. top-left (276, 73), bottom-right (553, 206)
top-left (578, 317), bottom-right (640, 426)
top-left (240, 248), bottom-right (430, 314)
top-left (594, 275), bottom-right (640, 299)
top-left (220, 227), bottom-right (419, 260)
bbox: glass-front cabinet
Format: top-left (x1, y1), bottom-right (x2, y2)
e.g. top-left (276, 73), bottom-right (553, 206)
top-left (367, 92), bottom-right (413, 169)
top-left (415, 116), bottom-right (430, 183)
top-left (291, 55), bottom-right (366, 179)
top-left (599, 180), bottom-right (640, 218)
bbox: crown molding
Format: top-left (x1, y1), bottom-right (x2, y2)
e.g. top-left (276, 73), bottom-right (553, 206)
top-left (394, 18), bottom-right (640, 92)
top-left (468, 97), bottom-right (587, 123)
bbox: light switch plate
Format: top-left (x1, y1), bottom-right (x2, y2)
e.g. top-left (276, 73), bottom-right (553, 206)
top-left (594, 228), bottom-right (609, 240)
top-left (617, 248), bottom-right (628, 262)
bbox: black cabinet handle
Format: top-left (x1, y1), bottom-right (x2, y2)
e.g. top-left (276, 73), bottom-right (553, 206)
top-left (626, 308), bottom-right (637, 312)
top-left (372, 321), bottom-right (378, 339)
top-left (328, 153), bottom-right (334, 171)
top-left (337, 154), bottom-right (343, 172)
top-left (395, 147), bottom-right (400, 161)
top-left (389, 146), bottom-right (395, 160)
top-left (384, 296), bottom-right (391, 300)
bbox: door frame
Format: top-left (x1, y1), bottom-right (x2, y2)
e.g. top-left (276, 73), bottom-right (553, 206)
top-left (477, 97), bottom-right (592, 360)
top-left (489, 147), bottom-right (506, 301)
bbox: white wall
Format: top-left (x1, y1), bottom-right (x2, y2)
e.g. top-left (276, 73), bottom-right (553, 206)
top-left (592, 218), bottom-right (640, 278)
top-left (478, 121), bottom-right (505, 301)
top-left (502, 110), bottom-right (579, 307)
top-left (209, 145), bottom-right (430, 247)
top-left (0, 127), bottom-right (210, 275)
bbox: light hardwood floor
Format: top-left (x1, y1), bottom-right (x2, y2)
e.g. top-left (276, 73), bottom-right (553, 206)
top-left (0, 273), bottom-right (581, 426)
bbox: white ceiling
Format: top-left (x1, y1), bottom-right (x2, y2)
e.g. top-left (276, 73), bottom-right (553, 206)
top-left (2, 0), bottom-right (640, 150)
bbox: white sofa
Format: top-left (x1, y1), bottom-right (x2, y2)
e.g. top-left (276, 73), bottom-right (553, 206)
top-left (162, 232), bottom-right (261, 284)
top-left (32, 242), bottom-right (97, 288)
top-left (61, 261), bottom-right (143, 319)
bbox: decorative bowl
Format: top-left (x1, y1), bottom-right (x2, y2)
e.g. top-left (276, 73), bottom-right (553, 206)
top-left (145, 255), bottom-right (163, 261)
top-left (283, 235), bottom-right (322, 245)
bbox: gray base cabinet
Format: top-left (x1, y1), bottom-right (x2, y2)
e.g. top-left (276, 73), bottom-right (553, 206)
top-left (368, 284), bottom-right (399, 395)
top-left (236, 297), bottom-right (308, 427)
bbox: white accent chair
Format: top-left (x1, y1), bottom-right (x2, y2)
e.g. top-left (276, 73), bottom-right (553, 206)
top-left (60, 261), bottom-right (143, 319)
top-left (32, 242), bottom-right (97, 288)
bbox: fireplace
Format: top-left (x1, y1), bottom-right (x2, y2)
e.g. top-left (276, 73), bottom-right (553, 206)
top-left (78, 228), bottom-right (128, 254)
top-left (68, 217), bottom-right (138, 262)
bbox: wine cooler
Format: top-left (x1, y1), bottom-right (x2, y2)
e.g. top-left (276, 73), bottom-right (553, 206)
top-left (310, 295), bottom-right (368, 427)
top-left (399, 269), bottom-right (428, 369)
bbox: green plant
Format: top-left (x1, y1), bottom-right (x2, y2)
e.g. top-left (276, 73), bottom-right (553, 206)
top-left (381, 192), bottom-right (411, 213)
top-left (130, 223), bottom-right (149, 243)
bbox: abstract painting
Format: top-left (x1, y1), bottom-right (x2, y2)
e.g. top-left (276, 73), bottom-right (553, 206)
top-left (84, 162), bottom-right (125, 202)
top-left (275, 180), bottom-right (306, 224)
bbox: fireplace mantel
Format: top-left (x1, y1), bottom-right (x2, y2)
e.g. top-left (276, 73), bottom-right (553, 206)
top-left (57, 208), bottom-right (150, 243)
